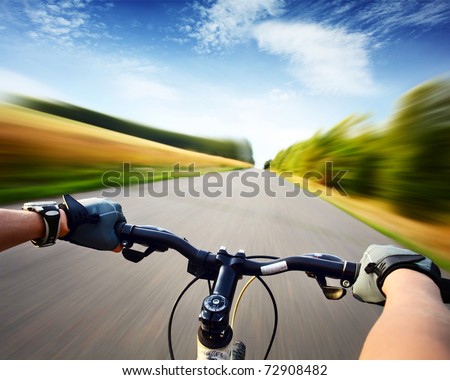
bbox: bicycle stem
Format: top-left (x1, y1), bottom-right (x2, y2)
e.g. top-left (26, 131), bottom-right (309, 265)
top-left (198, 248), bottom-right (245, 351)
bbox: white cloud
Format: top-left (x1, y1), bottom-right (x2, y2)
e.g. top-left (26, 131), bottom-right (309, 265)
top-left (189, 0), bottom-right (286, 53)
top-left (22, 0), bottom-right (107, 45)
top-left (354, 0), bottom-right (450, 32)
top-left (253, 21), bottom-right (376, 95)
top-left (309, 0), bottom-right (450, 39)
top-left (186, 1), bottom-right (378, 95)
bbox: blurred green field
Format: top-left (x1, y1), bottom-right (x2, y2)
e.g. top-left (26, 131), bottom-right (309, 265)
top-left (7, 94), bottom-right (255, 164)
top-left (0, 104), bottom-right (252, 204)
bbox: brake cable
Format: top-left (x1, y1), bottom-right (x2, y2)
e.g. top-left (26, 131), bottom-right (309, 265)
top-left (169, 255), bottom-right (280, 360)
top-left (231, 275), bottom-right (278, 359)
top-left (168, 274), bottom-right (203, 360)
top-left (231, 276), bottom-right (257, 329)
top-left (231, 255), bottom-right (280, 359)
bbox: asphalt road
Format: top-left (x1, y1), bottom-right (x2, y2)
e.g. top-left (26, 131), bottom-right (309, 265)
top-left (0, 169), bottom-right (397, 360)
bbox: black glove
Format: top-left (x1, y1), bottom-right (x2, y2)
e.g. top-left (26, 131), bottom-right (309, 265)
top-left (353, 245), bottom-right (441, 305)
top-left (59, 194), bottom-right (126, 251)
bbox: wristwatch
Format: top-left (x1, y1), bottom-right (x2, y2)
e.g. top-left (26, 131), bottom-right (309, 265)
top-left (22, 201), bottom-right (61, 247)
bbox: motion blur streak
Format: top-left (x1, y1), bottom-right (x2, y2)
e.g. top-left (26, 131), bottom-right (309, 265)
top-left (271, 78), bottom-right (450, 224)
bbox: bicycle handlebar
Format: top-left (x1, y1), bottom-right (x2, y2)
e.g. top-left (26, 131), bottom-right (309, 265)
top-left (115, 222), bottom-right (450, 359)
top-left (116, 223), bottom-right (360, 288)
top-left (116, 222), bottom-right (450, 304)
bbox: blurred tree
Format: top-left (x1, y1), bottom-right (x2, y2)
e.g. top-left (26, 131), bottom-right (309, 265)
top-left (271, 114), bottom-right (380, 195)
top-left (270, 77), bottom-right (450, 221)
top-left (378, 78), bottom-right (450, 219)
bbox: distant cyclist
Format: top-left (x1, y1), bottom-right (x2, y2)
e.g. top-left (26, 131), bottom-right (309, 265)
top-left (1, 195), bottom-right (449, 359)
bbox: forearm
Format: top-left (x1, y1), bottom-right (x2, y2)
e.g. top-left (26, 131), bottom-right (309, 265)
top-left (0, 209), bottom-right (69, 252)
top-left (360, 269), bottom-right (450, 359)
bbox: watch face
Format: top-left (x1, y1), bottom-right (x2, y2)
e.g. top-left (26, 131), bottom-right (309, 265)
top-left (23, 201), bottom-right (59, 213)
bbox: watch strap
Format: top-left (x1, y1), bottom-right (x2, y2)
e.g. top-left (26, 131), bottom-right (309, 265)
top-left (23, 203), bottom-right (61, 247)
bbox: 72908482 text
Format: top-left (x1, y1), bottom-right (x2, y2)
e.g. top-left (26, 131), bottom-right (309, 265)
top-left (263, 364), bottom-right (327, 376)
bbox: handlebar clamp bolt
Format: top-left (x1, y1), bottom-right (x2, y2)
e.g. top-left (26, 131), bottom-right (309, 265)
top-left (342, 280), bottom-right (350, 288)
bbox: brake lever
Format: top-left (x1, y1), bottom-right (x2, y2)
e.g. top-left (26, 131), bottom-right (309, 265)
top-left (122, 242), bottom-right (169, 263)
top-left (117, 223), bottom-right (171, 263)
top-left (306, 273), bottom-right (347, 300)
top-left (121, 237), bottom-right (170, 265)
top-left (122, 247), bottom-right (150, 263)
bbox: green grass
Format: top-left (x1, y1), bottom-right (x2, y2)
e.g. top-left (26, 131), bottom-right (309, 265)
top-left (0, 164), bottom-right (245, 205)
top-left (326, 199), bottom-right (450, 272)
top-left (0, 104), bottom-right (252, 205)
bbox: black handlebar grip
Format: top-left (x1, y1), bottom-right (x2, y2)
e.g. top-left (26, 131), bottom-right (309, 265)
top-left (441, 278), bottom-right (450, 304)
top-left (115, 221), bottom-right (128, 238)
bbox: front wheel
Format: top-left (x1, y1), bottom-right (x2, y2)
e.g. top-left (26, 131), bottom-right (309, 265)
top-left (232, 341), bottom-right (246, 360)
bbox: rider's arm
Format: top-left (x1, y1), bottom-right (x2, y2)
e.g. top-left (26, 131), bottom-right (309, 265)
top-left (360, 269), bottom-right (450, 359)
top-left (0, 208), bottom-right (69, 252)
top-left (0, 195), bottom-right (124, 253)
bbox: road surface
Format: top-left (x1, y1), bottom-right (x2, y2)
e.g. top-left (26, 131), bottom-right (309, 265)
top-left (0, 169), bottom-right (396, 359)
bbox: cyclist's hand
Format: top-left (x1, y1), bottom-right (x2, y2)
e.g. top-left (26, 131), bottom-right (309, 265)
top-left (58, 194), bottom-right (126, 251)
top-left (352, 244), bottom-right (441, 305)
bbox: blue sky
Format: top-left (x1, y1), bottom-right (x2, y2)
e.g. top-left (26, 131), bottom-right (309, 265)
top-left (1, 0), bottom-right (449, 166)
